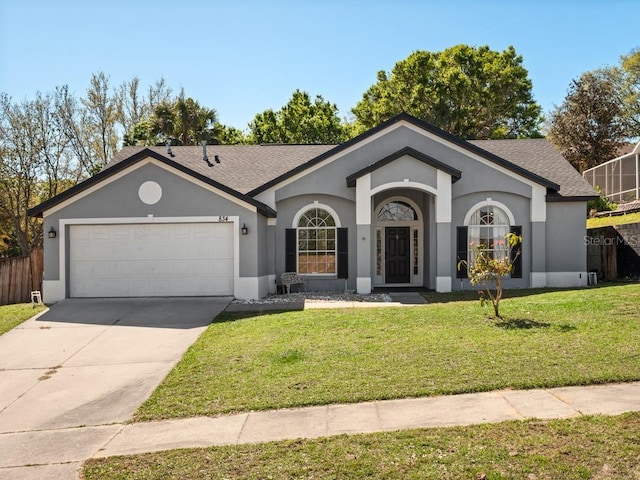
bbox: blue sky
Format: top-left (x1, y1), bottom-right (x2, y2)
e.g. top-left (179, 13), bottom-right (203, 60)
top-left (1, 0), bottom-right (638, 131)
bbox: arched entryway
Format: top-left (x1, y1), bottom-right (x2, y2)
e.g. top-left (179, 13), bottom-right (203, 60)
top-left (373, 196), bottom-right (423, 287)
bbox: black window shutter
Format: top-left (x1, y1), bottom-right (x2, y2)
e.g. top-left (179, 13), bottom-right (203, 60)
top-left (337, 227), bottom-right (348, 279)
top-left (456, 226), bottom-right (468, 278)
top-left (285, 228), bottom-right (297, 272)
top-left (510, 226), bottom-right (523, 278)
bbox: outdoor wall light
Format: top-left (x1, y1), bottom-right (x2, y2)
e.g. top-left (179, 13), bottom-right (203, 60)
top-left (241, 223), bottom-right (248, 235)
top-left (48, 226), bottom-right (57, 239)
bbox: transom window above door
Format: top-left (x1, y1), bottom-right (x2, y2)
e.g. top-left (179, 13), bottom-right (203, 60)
top-left (377, 201), bottom-right (418, 221)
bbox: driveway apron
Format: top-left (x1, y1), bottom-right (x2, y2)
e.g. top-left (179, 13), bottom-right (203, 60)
top-left (0, 297), bottom-right (230, 477)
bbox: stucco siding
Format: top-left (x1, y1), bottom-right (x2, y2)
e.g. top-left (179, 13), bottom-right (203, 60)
top-left (546, 202), bottom-right (588, 274)
top-left (256, 215), bottom-right (270, 277)
top-left (370, 155), bottom-right (437, 191)
top-left (43, 162), bottom-right (262, 282)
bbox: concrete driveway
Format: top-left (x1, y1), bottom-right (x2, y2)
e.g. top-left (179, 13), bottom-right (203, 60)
top-left (0, 297), bottom-right (230, 478)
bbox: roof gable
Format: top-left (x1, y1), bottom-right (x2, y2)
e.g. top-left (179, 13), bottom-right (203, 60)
top-left (346, 146), bottom-right (462, 187)
top-left (28, 148), bottom-right (276, 218)
top-left (248, 113), bottom-right (561, 196)
top-left (468, 138), bottom-right (597, 198)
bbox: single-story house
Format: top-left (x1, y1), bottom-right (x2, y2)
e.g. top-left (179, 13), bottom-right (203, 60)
top-left (29, 113), bottom-right (597, 302)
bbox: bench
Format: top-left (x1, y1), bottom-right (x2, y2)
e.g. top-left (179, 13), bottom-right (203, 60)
top-left (281, 272), bottom-right (306, 294)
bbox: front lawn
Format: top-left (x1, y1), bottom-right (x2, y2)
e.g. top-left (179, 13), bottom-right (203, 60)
top-left (0, 303), bottom-right (46, 336)
top-left (84, 412), bottom-right (640, 480)
top-left (135, 284), bottom-right (640, 421)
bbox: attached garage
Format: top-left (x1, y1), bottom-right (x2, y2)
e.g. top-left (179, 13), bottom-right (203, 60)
top-left (69, 222), bottom-right (234, 297)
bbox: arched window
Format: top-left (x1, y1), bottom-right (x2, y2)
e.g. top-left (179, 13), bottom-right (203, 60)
top-left (467, 205), bottom-right (510, 262)
top-left (377, 201), bottom-right (418, 221)
top-left (297, 207), bottom-right (337, 274)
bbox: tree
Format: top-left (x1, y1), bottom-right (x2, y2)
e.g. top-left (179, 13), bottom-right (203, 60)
top-left (458, 232), bottom-right (522, 319)
top-left (217, 124), bottom-right (251, 145)
top-left (115, 77), bottom-right (173, 137)
top-left (548, 70), bottom-right (625, 173)
top-left (249, 90), bottom-right (347, 144)
top-left (124, 92), bottom-right (219, 146)
top-left (0, 92), bottom-right (77, 256)
top-left (352, 45), bottom-right (543, 139)
top-left (55, 84), bottom-right (100, 177)
top-left (618, 47), bottom-right (640, 139)
top-left (82, 72), bottom-right (119, 174)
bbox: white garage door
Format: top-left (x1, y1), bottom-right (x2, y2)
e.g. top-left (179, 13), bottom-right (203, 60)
top-left (69, 223), bottom-right (234, 297)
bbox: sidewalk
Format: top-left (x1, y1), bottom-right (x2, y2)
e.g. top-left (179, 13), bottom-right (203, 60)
top-left (92, 381), bottom-right (640, 457)
top-left (3, 381), bottom-right (639, 480)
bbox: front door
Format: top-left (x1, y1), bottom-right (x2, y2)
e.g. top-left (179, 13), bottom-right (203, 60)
top-left (385, 226), bottom-right (410, 283)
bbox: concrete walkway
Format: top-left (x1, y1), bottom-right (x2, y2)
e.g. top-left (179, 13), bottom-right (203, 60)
top-left (1, 382), bottom-right (639, 479)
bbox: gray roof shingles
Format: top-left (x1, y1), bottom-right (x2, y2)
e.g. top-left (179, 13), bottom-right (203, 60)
top-left (111, 145), bottom-right (335, 195)
top-left (109, 138), bottom-right (596, 200)
top-left (468, 138), bottom-right (597, 198)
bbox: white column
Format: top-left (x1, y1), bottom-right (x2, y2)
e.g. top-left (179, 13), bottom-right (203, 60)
top-left (356, 174), bottom-right (372, 294)
top-left (435, 170), bottom-right (452, 292)
top-left (436, 170), bottom-right (452, 224)
top-left (530, 184), bottom-right (547, 288)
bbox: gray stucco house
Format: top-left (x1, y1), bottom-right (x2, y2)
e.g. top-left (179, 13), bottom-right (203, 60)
top-left (30, 114), bottom-right (597, 302)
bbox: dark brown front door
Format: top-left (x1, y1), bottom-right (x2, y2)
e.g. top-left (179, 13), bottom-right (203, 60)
top-left (385, 227), bottom-right (410, 283)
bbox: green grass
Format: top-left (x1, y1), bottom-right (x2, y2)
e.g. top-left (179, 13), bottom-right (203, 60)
top-left (134, 283), bottom-right (640, 421)
top-left (83, 412), bottom-right (640, 479)
top-left (0, 303), bottom-right (46, 336)
top-left (586, 211), bottom-right (640, 229)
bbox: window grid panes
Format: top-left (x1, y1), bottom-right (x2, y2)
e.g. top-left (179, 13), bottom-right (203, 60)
top-left (297, 208), bottom-right (337, 274)
top-left (468, 206), bottom-right (509, 264)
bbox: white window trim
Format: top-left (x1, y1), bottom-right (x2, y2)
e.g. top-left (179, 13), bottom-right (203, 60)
top-left (292, 203), bottom-right (341, 276)
top-left (292, 202), bottom-right (341, 228)
top-left (463, 201), bottom-right (513, 266)
top-left (463, 198), bottom-right (515, 226)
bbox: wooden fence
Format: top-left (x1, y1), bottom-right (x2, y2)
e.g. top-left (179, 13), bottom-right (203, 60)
top-left (0, 248), bottom-right (43, 305)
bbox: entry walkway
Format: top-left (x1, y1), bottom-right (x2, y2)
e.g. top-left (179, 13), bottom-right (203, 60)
top-left (2, 381), bottom-right (639, 479)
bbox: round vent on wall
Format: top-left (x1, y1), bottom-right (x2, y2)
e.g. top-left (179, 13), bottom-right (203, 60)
top-left (138, 181), bottom-right (162, 205)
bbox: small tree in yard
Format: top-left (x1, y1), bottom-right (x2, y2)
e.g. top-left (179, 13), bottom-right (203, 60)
top-left (458, 232), bottom-right (522, 319)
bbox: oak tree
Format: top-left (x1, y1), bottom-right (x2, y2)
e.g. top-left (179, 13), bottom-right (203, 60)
top-left (352, 45), bottom-right (543, 139)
